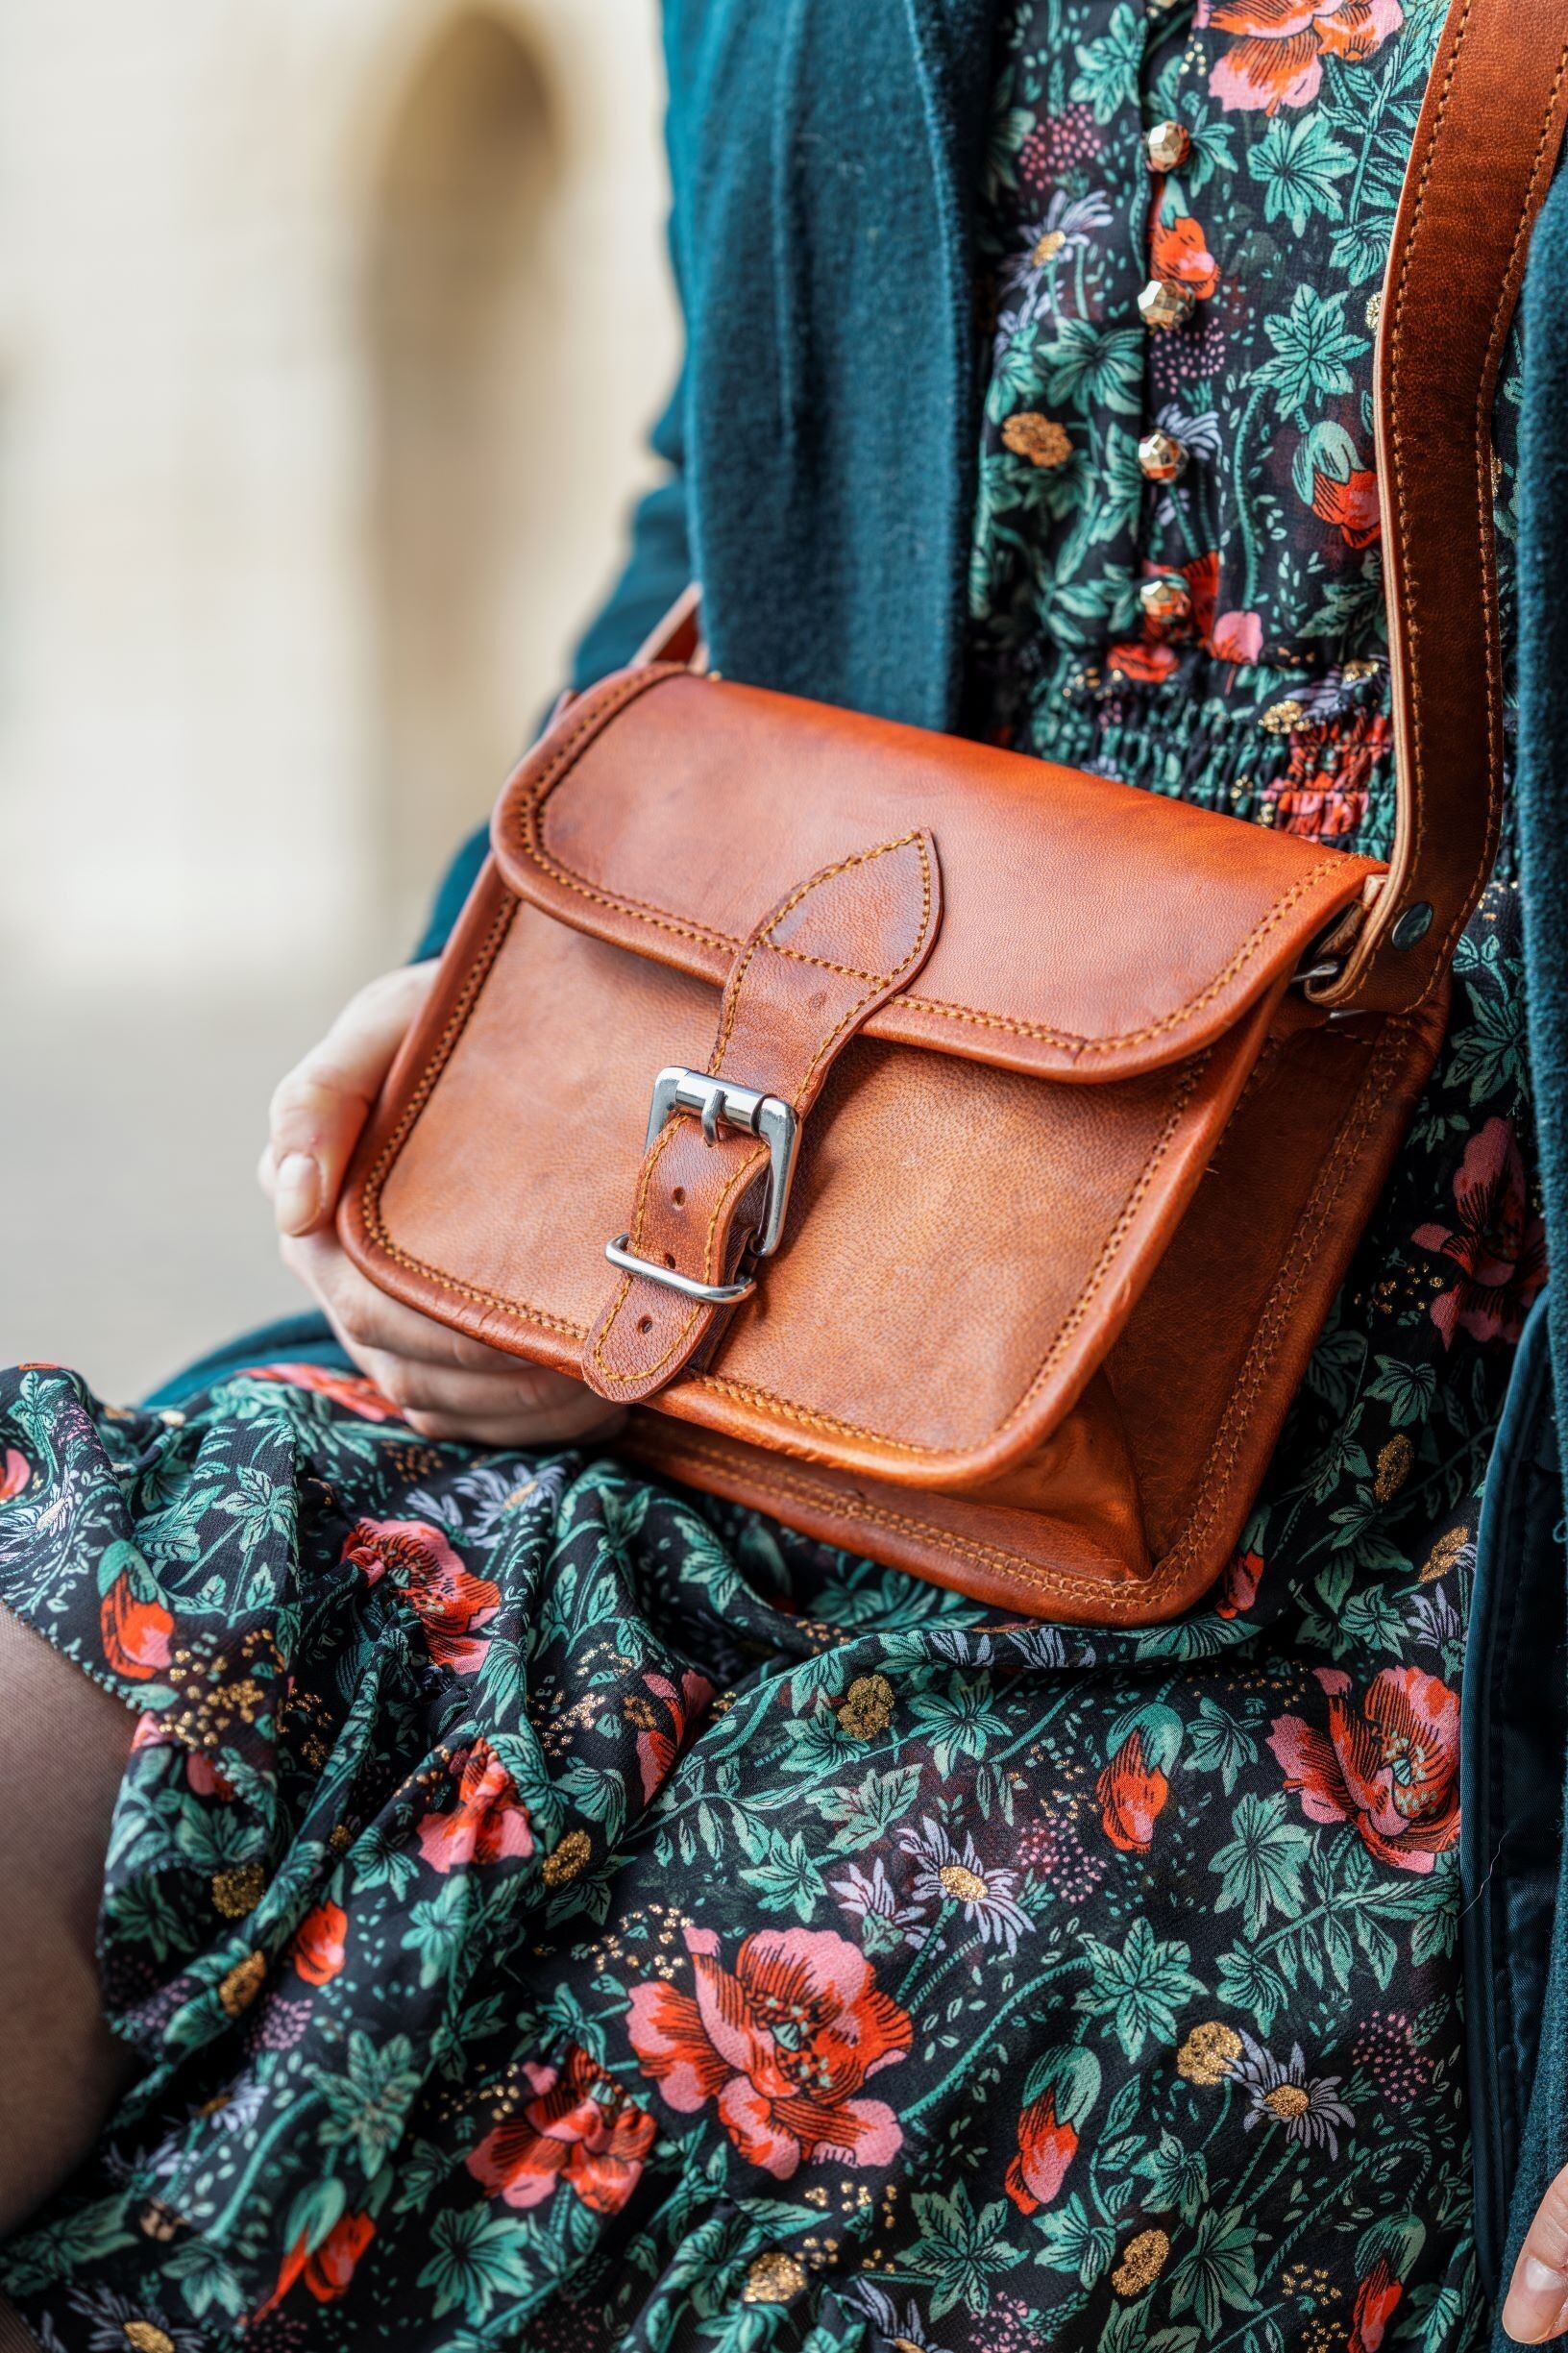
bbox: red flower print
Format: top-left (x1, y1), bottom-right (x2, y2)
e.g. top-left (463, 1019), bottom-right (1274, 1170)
top-left (1151, 209), bottom-right (1220, 301)
top-left (131, 1712), bottom-right (236, 1799)
top-left (1096, 1731), bottom-right (1170, 1853)
top-left (1412, 1117), bottom-right (1547, 1348)
top-left (342, 1517), bottom-right (501, 1672)
top-left (257, 2210), bottom-right (376, 2317)
top-left (1107, 640), bottom-right (1181, 684)
top-left (1312, 467), bottom-right (1382, 549)
top-left (1351, 2258), bottom-right (1404, 2353)
top-left (1004, 2047), bottom-right (1099, 2214)
top-left (1184, 549), bottom-right (1221, 642)
top-left (1217, 1549), bottom-right (1265, 1619)
top-left (1201, 0), bottom-right (1404, 114)
top-left (416, 1738), bottom-right (534, 1874)
top-left (631, 1668), bottom-right (716, 1802)
top-left (1005, 2092), bottom-right (1079, 2214)
top-left (627, 1925), bottom-right (911, 2178)
top-left (99, 1572), bottom-right (174, 1682)
top-left (1268, 1665), bottom-right (1460, 1873)
top-left (1212, 609), bottom-right (1263, 664)
top-left (0, 1448), bottom-right (29, 1503)
top-left (292, 1900), bottom-right (349, 1986)
top-left (242, 1362), bottom-right (400, 1421)
top-left (467, 2045), bottom-right (655, 2215)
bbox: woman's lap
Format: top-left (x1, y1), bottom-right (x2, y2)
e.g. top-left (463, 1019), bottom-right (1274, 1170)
top-left (0, 1359), bottom-right (1485, 2350)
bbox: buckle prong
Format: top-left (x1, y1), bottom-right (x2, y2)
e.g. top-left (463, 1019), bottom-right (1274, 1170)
top-left (602, 1066), bottom-right (801, 1306)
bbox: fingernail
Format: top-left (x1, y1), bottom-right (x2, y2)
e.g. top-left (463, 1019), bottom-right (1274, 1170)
top-left (273, 1153), bottom-right (322, 1236)
top-left (1504, 2257), bottom-right (1568, 2341)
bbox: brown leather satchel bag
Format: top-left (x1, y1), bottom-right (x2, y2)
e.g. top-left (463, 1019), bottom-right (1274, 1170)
top-left (342, 0), bottom-right (1568, 1626)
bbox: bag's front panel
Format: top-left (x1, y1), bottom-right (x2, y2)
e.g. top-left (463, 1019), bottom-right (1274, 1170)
top-left (362, 880), bottom-right (1284, 1492)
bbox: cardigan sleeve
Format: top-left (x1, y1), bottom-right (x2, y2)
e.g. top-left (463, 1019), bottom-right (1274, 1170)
top-left (410, 364), bottom-right (691, 964)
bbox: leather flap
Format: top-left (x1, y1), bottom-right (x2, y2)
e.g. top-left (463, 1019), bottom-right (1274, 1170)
top-left (491, 667), bottom-right (1382, 1084)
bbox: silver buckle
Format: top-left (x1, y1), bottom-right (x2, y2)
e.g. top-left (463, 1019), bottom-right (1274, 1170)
top-left (602, 1066), bottom-right (800, 1306)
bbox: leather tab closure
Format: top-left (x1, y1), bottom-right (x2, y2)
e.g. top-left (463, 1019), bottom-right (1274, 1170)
top-left (584, 830), bottom-right (942, 1403)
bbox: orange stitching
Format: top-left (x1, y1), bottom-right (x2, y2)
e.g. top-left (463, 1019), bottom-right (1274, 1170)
top-left (693, 1050), bottom-right (1208, 1455)
top-left (592, 835), bottom-right (936, 1382)
top-left (591, 1135), bottom-right (769, 1388)
top-left (517, 704), bottom-right (1351, 1054)
top-left (1145, 1018), bottom-right (1415, 1592)
top-left (635, 1434), bottom-right (1144, 1606)
top-left (647, 1020), bottom-right (1420, 1617)
top-left (355, 894), bottom-right (585, 1341)
top-left (1378, 12), bottom-right (1568, 1012)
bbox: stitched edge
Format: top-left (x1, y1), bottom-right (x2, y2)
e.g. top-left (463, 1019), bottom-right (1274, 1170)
top-left (355, 894), bottom-right (586, 1342)
top-left (692, 1047), bottom-right (1211, 1456)
top-left (1365, 8), bottom-right (1568, 1014)
top-left (589, 833), bottom-right (937, 1385)
top-left (1144, 1016), bottom-right (1418, 1594)
top-left (516, 681), bottom-right (1357, 1057)
top-left (639, 1017), bottom-right (1424, 1618)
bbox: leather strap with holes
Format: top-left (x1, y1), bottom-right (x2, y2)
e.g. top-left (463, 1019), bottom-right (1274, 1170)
top-left (583, 831), bottom-right (942, 1404)
top-left (1319, 0), bottom-right (1568, 1015)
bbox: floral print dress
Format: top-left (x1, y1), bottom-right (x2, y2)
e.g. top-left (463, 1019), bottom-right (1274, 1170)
top-left (0, 3), bottom-right (1549, 2349)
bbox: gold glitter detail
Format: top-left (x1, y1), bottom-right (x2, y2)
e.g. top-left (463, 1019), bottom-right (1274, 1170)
top-left (1421, 1526), bottom-right (1469, 1584)
top-left (1342, 658), bottom-right (1379, 683)
top-left (1261, 698), bottom-right (1306, 735)
top-left (1264, 2083), bottom-right (1313, 2121)
top-left (1177, 2022), bottom-right (1242, 2085)
top-left (329, 1824), bottom-right (354, 1853)
top-left (624, 1696), bottom-right (659, 1731)
top-left (1113, 2229), bottom-right (1171, 2297)
top-left (938, 1863), bottom-right (988, 1903)
top-left (1374, 1434), bottom-right (1413, 1503)
top-left (1002, 411), bottom-right (1072, 469)
top-left (1032, 230), bottom-right (1067, 266)
top-left (124, 2323), bottom-right (177, 2352)
top-left (210, 1863), bottom-right (266, 1919)
top-left (838, 1674), bottom-right (894, 1740)
top-left (542, 1828), bottom-right (593, 1888)
top-left (743, 2251), bottom-right (807, 2305)
top-left (217, 1950), bottom-right (267, 2019)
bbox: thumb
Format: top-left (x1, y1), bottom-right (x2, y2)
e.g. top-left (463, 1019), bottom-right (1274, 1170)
top-left (263, 963), bottom-right (436, 1237)
top-left (1505, 2163), bottom-right (1568, 2341)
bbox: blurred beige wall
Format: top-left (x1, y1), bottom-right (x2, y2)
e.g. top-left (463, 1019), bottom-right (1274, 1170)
top-left (0, 0), bottom-right (678, 1397)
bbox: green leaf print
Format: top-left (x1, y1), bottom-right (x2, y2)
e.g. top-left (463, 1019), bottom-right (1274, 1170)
top-left (1247, 114), bottom-right (1355, 237)
top-left (1167, 2208), bottom-right (1261, 2336)
top-left (313, 2030), bottom-right (424, 2175)
top-left (1209, 1795), bottom-right (1312, 1939)
top-left (417, 2206), bottom-right (534, 2323)
top-left (1069, 3), bottom-right (1144, 123)
top-left (1254, 288), bottom-right (1367, 429)
top-left (907, 2181), bottom-right (1029, 2318)
top-left (1076, 1921), bottom-right (1204, 2061)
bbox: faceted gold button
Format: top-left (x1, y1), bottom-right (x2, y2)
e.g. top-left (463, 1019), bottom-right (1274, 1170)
top-left (1138, 429), bottom-right (1188, 483)
top-left (1138, 278), bottom-right (1194, 332)
top-left (1145, 120), bottom-right (1192, 173)
top-left (1139, 574), bottom-right (1192, 631)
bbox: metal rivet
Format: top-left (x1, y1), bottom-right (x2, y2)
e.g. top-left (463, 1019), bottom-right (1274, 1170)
top-left (1390, 902), bottom-right (1434, 949)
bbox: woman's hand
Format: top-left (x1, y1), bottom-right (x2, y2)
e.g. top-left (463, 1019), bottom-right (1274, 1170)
top-left (1505, 2170), bottom-right (1568, 2341)
top-left (259, 962), bottom-right (623, 1447)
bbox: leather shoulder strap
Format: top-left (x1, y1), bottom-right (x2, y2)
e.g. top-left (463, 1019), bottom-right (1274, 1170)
top-left (1323, 0), bottom-right (1568, 1015)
